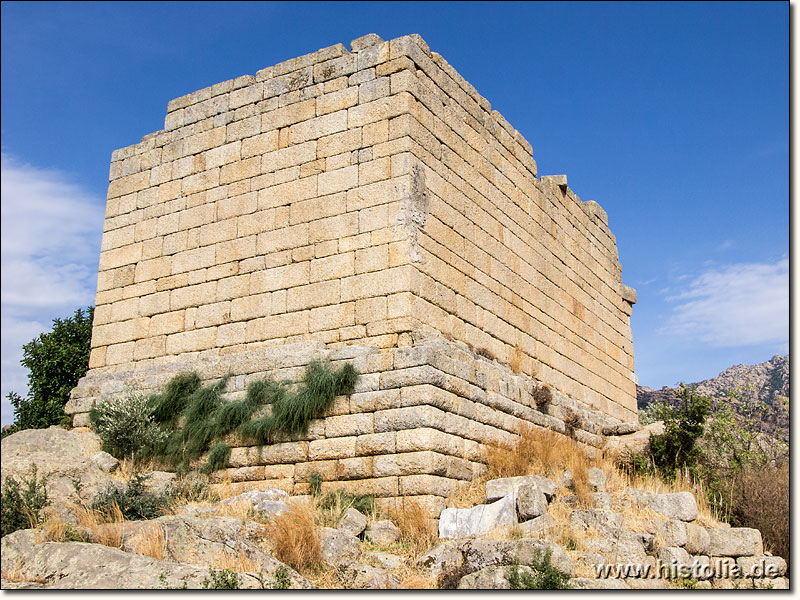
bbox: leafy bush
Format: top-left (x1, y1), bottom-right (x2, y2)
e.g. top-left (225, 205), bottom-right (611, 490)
top-left (270, 566), bottom-right (291, 589)
top-left (1, 465), bottom-right (48, 536)
top-left (90, 391), bottom-right (168, 466)
top-left (202, 568), bottom-right (239, 589)
top-left (91, 474), bottom-right (170, 521)
top-left (4, 307), bottom-right (93, 434)
top-left (648, 385), bottom-right (710, 479)
top-left (506, 550), bottom-right (571, 589)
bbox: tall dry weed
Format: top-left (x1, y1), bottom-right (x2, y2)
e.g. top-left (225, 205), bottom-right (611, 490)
top-left (212, 549), bottom-right (261, 573)
top-left (265, 502), bottom-right (321, 572)
top-left (128, 522), bottom-right (166, 560)
top-left (388, 499), bottom-right (437, 557)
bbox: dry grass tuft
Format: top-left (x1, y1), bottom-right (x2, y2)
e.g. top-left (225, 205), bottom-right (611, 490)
top-left (388, 499), bottom-right (437, 557)
top-left (212, 549), bottom-right (261, 573)
top-left (128, 522), bottom-right (166, 560)
top-left (485, 424), bottom-right (540, 479)
top-left (446, 477), bottom-right (489, 509)
top-left (399, 574), bottom-right (437, 589)
top-left (72, 502), bottom-right (125, 548)
top-left (265, 501), bottom-right (321, 572)
top-left (210, 499), bottom-right (255, 522)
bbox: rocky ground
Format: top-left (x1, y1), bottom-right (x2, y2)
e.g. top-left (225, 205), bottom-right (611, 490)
top-left (0, 426), bottom-right (788, 589)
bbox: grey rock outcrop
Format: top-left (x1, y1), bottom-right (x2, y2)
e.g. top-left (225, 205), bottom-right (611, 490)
top-left (337, 507), bottom-right (368, 537)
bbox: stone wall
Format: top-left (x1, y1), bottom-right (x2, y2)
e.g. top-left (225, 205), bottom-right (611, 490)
top-left (68, 33), bottom-right (638, 507)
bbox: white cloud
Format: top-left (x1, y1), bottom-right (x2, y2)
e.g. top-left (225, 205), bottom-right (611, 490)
top-left (1, 154), bottom-right (104, 425)
top-left (660, 258), bottom-right (789, 348)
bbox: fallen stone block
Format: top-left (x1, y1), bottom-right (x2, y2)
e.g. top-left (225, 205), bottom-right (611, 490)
top-left (439, 496), bottom-right (517, 539)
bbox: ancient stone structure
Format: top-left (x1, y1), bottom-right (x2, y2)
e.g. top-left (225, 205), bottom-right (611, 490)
top-left (67, 33), bottom-right (638, 514)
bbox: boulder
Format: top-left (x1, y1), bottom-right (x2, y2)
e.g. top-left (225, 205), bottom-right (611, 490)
top-left (584, 537), bottom-right (647, 564)
top-left (591, 492), bottom-right (612, 509)
top-left (561, 470), bottom-right (574, 489)
top-left (438, 496), bottom-right (516, 539)
top-left (364, 551), bottom-right (405, 570)
top-left (337, 562), bottom-right (399, 589)
top-left (706, 527), bottom-right (763, 557)
top-left (337, 507), bottom-right (367, 537)
top-left (90, 451), bottom-right (119, 473)
top-left (601, 422), bottom-right (641, 436)
top-left (220, 488), bottom-right (288, 506)
top-left (416, 540), bottom-right (465, 579)
top-left (570, 509), bottom-right (623, 536)
top-left (684, 522), bottom-right (710, 554)
top-left (485, 475), bottom-right (557, 502)
top-left (516, 483), bottom-right (548, 520)
top-left (142, 471), bottom-right (176, 496)
top-left (119, 514), bottom-right (311, 588)
top-left (0, 536), bottom-right (275, 589)
top-left (253, 500), bottom-right (289, 517)
top-left (570, 577), bottom-right (631, 589)
top-left (364, 520), bottom-right (400, 545)
top-left (587, 467), bottom-right (606, 492)
top-left (321, 527), bottom-right (361, 567)
top-left (457, 565), bottom-right (535, 589)
top-left (0, 427), bottom-right (115, 517)
top-left (628, 489), bottom-right (698, 522)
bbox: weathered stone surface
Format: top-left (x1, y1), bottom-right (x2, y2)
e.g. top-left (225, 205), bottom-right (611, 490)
top-left (605, 421), bottom-right (665, 455)
top-left (587, 467), bottom-right (606, 492)
top-left (90, 451), bottom-right (119, 473)
top-left (628, 489), bottom-right (698, 522)
top-left (416, 540), bottom-right (465, 579)
top-left (0, 526), bottom-right (310, 589)
top-left (485, 475), bottom-right (557, 502)
top-left (457, 565), bottom-right (535, 589)
top-left (648, 519), bottom-right (688, 548)
top-left (736, 555), bottom-right (787, 578)
top-left (570, 577), bottom-right (631, 589)
top-left (0, 427), bottom-right (114, 522)
top-left (253, 500), bottom-right (289, 516)
top-left (364, 551), bottom-right (405, 570)
top-left (142, 471), bottom-right (176, 496)
top-left (591, 492), bottom-right (612, 509)
top-left (516, 482), bottom-right (548, 520)
top-left (337, 507), bottom-right (368, 537)
top-left (221, 488), bottom-right (289, 505)
top-left (321, 527), bottom-right (361, 567)
top-left (584, 536), bottom-right (647, 564)
top-left (439, 496), bottom-right (517, 539)
top-left (658, 546), bottom-right (692, 568)
top-left (517, 513), bottom-right (554, 537)
top-left (561, 469), bottom-right (574, 489)
top-left (706, 527), bottom-right (763, 557)
top-left (570, 509), bottom-right (623, 536)
top-left (364, 519), bottom-right (400, 545)
top-left (337, 561), bottom-right (399, 589)
top-left (684, 522), bottom-right (710, 554)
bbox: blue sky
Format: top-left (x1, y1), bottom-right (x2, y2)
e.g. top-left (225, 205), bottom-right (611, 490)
top-left (0, 1), bottom-right (788, 425)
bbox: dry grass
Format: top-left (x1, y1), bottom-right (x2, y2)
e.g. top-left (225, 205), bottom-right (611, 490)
top-left (398, 573), bottom-right (437, 589)
top-left (264, 501), bottom-right (321, 572)
top-left (388, 499), bottom-right (437, 557)
top-left (128, 522), bottom-right (166, 560)
top-left (71, 502), bottom-right (125, 548)
top-left (212, 549), bottom-right (261, 573)
top-left (209, 499), bottom-right (255, 522)
top-left (446, 476), bottom-right (489, 509)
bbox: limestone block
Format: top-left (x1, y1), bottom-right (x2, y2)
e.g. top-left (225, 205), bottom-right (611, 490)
top-left (354, 432), bottom-right (396, 456)
top-left (649, 519), bottom-right (688, 549)
top-left (399, 474), bottom-right (456, 497)
top-left (736, 556), bottom-right (787, 578)
top-left (570, 509), bottom-right (624, 537)
top-left (516, 483), bottom-right (548, 521)
top-left (325, 414), bottom-right (373, 438)
top-left (485, 475), bottom-right (558, 503)
top-left (706, 527), bottom-right (763, 557)
top-left (364, 520), bottom-right (400, 546)
top-left (684, 522), bottom-right (710, 555)
top-left (337, 456), bottom-right (373, 480)
top-left (321, 527), bottom-right (361, 567)
top-left (259, 441), bottom-right (308, 465)
top-left (628, 489), bottom-right (698, 522)
top-left (308, 436), bottom-right (356, 461)
top-left (438, 496), bottom-right (517, 539)
top-left (658, 546), bottom-right (692, 569)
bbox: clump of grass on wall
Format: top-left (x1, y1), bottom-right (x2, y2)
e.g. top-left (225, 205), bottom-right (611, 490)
top-left (113, 361), bottom-right (360, 475)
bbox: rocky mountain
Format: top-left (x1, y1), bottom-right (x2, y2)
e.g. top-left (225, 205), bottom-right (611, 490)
top-left (637, 354), bottom-right (789, 439)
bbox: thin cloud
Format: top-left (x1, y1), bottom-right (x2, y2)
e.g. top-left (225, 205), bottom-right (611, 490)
top-left (660, 258), bottom-right (789, 348)
top-left (1, 154), bottom-right (104, 424)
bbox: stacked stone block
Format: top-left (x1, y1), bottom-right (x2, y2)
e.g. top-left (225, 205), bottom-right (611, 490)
top-left (69, 33), bottom-right (639, 510)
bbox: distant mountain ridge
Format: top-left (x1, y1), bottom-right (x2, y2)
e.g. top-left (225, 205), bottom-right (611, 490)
top-left (637, 354), bottom-right (789, 439)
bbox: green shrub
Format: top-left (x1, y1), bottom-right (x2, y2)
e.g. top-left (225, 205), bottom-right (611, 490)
top-left (506, 550), bottom-right (571, 589)
top-left (147, 361), bottom-right (358, 474)
top-left (5, 307), bottom-right (93, 433)
top-left (202, 568), bottom-right (239, 589)
top-left (648, 385), bottom-right (710, 479)
top-left (270, 566), bottom-right (291, 590)
top-left (90, 391), bottom-right (168, 467)
top-left (1, 465), bottom-right (48, 537)
top-left (91, 474), bottom-right (170, 521)
top-left (309, 472), bottom-right (323, 497)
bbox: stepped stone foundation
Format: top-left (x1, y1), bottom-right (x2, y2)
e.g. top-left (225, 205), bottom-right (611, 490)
top-left (68, 33), bottom-right (638, 512)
